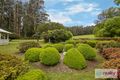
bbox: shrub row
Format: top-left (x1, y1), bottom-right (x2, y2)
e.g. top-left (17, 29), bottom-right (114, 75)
top-left (96, 41), bottom-right (120, 52)
top-left (101, 48), bottom-right (120, 59)
top-left (43, 43), bottom-right (74, 52)
top-left (0, 54), bottom-right (29, 80)
top-left (103, 59), bottom-right (120, 69)
top-left (25, 44), bottom-right (97, 69)
top-left (25, 47), bottom-right (60, 66)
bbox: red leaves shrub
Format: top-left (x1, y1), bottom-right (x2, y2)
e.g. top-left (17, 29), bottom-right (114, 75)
top-left (102, 48), bottom-right (120, 59)
top-left (103, 59), bottom-right (120, 69)
top-left (109, 51), bottom-right (120, 59)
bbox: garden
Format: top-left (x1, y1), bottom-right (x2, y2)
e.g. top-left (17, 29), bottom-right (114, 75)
top-left (0, 0), bottom-right (120, 80)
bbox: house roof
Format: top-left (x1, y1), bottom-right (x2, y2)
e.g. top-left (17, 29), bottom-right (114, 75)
top-left (0, 28), bottom-right (12, 34)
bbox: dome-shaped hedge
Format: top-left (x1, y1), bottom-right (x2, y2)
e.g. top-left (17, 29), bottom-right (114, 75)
top-left (77, 44), bottom-right (97, 60)
top-left (40, 47), bottom-right (60, 66)
top-left (64, 44), bottom-right (74, 52)
top-left (17, 69), bottom-right (47, 80)
top-left (53, 43), bottom-right (64, 53)
top-left (25, 48), bottom-right (44, 62)
top-left (43, 44), bottom-right (53, 48)
top-left (63, 48), bottom-right (87, 69)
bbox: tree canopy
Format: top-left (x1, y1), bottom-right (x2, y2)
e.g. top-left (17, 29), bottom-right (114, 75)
top-left (94, 16), bottom-right (120, 37)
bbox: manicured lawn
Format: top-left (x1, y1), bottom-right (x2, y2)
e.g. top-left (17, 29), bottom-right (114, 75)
top-left (73, 34), bottom-right (95, 39)
top-left (0, 39), bottom-right (105, 80)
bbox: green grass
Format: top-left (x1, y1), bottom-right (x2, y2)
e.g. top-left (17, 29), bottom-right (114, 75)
top-left (0, 39), bottom-right (105, 80)
top-left (73, 34), bottom-right (95, 39)
top-left (47, 71), bottom-right (94, 80)
top-left (0, 39), bottom-right (45, 54)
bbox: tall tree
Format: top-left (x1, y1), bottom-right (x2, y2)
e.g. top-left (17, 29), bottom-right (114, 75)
top-left (96, 7), bottom-right (120, 23)
top-left (0, 0), bottom-right (48, 38)
top-left (114, 0), bottom-right (120, 5)
top-left (22, 0), bottom-right (48, 37)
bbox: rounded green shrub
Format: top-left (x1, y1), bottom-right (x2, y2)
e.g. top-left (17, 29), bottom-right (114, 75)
top-left (25, 48), bottom-right (44, 62)
top-left (63, 48), bottom-right (87, 69)
top-left (40, 47), bottom-right (60, 66)
top-left (65, 40), bottom-right (75, 44)
top-left (64, 44), bottom-right (74, 51)
top-left (53, 43), bottom-right (64, 53)
top-left (77, 44), bottom-right (97, 60)
top-left (17, 69), bottom-right (47, 80)
top-left (43, 43), bottom-right (53, 48)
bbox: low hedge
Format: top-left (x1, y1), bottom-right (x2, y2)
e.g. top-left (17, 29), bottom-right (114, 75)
top-left (19, 41), bottom-right (40, 53)
top-left (40, 47), bottom-right (60, 66)
top-left (64, 44), bottom-right (74, 52)
top-left (77, 44), bottom-right (97, 60)
top-left (17, 69), bottom-right (47, 80)
top-left (96, 41), bottom-right (120, 52)
top-left (0, 54), bottom-right (29, 80)
top-left (63, 48), bottom-right (87, 69)
top-left (53, 43), bottom-right (64, 53)
top-left (101, 48), bottom-right (120, 59)
top-left (25, 48), bottom-right (44, 62)
top-left (103, 59), bottom-right (120, 69)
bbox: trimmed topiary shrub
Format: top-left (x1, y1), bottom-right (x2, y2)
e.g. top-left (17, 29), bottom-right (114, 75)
top-left (25, 48), bottom-right (44, 62)
top-left (17, 69), bottom-right (47, 80)
top-left (77, 44), bottom-right (97, 60)
top-left (40, 47), bottom-right (60, 66)
top-left (65, 40), bottom-right (76, 44)
top-left (0, 54), bottom-right (29, 80)
top-left (19, 41), bottom-right (41, 53)
top-left (53, 43), bottom-right (64, 53)
top-left (64, 44), bottom-right (74, 52)
top-left (63, 48), bottom-right (87, 69)
top-left (43, 43), bottom-right (53, 48)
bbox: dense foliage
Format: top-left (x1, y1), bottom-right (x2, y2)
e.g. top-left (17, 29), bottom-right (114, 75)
top-left (66, 26), bottom-right (95, 36)
top-left (64, 44), bottom-right (74, 52)
top-left (17, 69), bottom-right (47, 80)
top-left (0, 54), bottom-right (29, 80)
top-left (36, 22), bottom-right (64, 35)
top-left (19, 41), bottom-right (40, 53)
top-left (94, 16), bottom-right (120, 37)
top-left (42, 29), bottom-right (73, 43)
top-left (25, 48), bottom-right (44, 62)
top-left (77, 44), bottom-right (97, 60)
top-left (40, 47), bottom-right (60, 66)
top-left (0, 0), bottom-right (48, 38)
top-left (114, 0), bottom-right (120, 5)
top-left (63, 48), bottom-right (87, 69)
top-left (96, 7), bottom-right (120, 23)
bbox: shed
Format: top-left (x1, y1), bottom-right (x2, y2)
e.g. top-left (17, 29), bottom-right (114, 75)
top-left (0, 28), bottom-right (12, 45)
